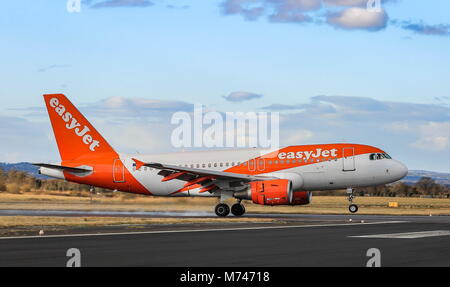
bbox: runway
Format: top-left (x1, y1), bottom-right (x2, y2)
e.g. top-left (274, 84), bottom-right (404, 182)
top-left (0, 213), bottom-right (450, 266)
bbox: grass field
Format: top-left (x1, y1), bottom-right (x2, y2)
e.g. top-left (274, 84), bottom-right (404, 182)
top-left (1, 192), bottom-right (450, 217)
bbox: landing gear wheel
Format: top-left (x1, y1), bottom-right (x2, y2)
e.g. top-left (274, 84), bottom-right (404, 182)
top-left (231, 204), bottom-right (246, 216)
top-left (215, 203), bottom-right (230, 217)
top-left (349, 204), bottom-right (358, 213)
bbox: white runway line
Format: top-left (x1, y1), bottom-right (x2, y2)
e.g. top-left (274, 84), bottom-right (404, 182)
top-left (350, 230), bottom-right (450, 239)
top-left (0, 221), bottom-right (407, 240)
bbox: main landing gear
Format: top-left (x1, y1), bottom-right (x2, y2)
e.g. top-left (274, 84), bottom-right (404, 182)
top-left (231, 203), bottom-right (245, 217)
top-left (214, 201), bottom-right (246, 217)
top-left (215, 203), bottom-right (230, 217)
top-left (347, 188), bottom-right (359, 213)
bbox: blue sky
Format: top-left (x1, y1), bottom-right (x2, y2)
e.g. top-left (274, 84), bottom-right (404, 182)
top-left (1, 0), bottom-right (450, 172)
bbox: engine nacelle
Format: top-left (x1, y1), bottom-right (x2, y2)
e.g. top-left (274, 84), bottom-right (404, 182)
top-left (235, 179), bottom-right (293, 206)
top-left (291, 191), bottom-right (312, 205)
top-left (262, 172), bottom-right (304, 191)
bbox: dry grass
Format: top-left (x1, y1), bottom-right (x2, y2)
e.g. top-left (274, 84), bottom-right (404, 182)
top-left (1, 192), bottom-right (450, 216)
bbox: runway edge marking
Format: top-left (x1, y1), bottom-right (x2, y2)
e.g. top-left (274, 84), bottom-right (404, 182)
top-left (349, 230), bottom-right (450, 239)
top-left (0, 221), bottom-right (407, 240)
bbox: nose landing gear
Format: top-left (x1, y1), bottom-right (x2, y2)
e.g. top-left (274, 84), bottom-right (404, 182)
top-left (349, 204), bottom-right (358, 213)
top-left (347, 188), bottom-right (358, 213)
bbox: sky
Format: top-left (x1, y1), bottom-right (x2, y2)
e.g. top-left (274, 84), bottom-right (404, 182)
top-left (0, 0), bottom-right (449, 172)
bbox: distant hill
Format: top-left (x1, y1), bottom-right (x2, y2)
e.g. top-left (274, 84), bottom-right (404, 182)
top-left (0, 162), bottom-right (49, 179)
top-left (404, 170), bottom-right (450, 187)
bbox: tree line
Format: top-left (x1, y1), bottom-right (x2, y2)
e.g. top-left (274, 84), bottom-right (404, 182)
top-left (0, 168), bottom-right (105, 194)
top-left (355, 177), bottom-right (450, 198)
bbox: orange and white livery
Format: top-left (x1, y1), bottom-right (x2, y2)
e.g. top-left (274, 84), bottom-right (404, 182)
top-left (36, 94), bottom-right (408, 216)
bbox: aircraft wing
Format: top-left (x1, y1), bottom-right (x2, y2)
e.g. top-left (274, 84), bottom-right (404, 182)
top-left (132, 158), bottom-right (275, 182)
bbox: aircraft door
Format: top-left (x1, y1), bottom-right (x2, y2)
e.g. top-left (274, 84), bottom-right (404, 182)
top-left (257, 158), bottom-right (266, 172)
top-left (342, 147), bottom-right (356, 172)
top-left (113, 159), bottom-right (126, 183)
top-left (248, 159), bottom-right (256, 172)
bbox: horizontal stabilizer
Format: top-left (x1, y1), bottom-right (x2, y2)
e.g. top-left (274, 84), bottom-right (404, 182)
top-left (33, 163), bottom-right (91, 174)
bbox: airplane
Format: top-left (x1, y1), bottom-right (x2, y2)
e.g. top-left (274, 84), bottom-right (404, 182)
top-left (35, 94), bottom-right (408, 217)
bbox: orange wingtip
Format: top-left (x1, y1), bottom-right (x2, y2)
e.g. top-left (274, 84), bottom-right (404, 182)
top-left (132, 158), bottom-right (145, 170)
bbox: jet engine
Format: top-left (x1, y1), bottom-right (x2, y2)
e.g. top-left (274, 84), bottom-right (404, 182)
top-left (291, 191), bottom-right (312, 205)
top-left (234, 179), bottom-right (293, 206)
top-left (234, 179), bottom-right (312, 206)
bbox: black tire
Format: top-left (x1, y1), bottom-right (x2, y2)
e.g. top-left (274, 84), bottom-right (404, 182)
top-left (231, 204), bottom-right (246, 216)
top-left (215, 203), bottom-right (230, 217)
top-left (349, 204), bottom-right (358, 213)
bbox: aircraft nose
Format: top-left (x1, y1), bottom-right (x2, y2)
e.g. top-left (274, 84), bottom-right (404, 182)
top-left (393, 161), bottom-right (408, 180)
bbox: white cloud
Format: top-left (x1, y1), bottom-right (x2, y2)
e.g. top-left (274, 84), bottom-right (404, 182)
top-left (223, 91), bottom-right (264, 102)
top-left (327, 7), bottom-right (388, 31)
top-left (323, 0), bottom-right (368, 7)
top-left (90, 0), bottom-right (154, 9)
top-left (412, 122), bottom-right (450, 151)
top-left (0, 116), bottom-right (59, 163)
top-left (283, 129), bottom-right (315, 145)
top-left (91, 97), bottom-right (193, 114)
top-left (221, 0), bottom-right (393, 31)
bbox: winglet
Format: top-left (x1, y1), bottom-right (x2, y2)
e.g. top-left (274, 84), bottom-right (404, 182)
top-left (132, 158), bottom-right (146, 170)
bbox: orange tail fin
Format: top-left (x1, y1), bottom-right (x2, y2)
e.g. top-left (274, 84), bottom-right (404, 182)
top-left (44, 94), bottom-right (117, 161)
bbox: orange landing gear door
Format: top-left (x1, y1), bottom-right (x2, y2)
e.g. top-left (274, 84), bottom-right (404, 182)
top-left (342, 147), bottom-right (356, 172)
top-left (113, 159), bottom-right (126, 183)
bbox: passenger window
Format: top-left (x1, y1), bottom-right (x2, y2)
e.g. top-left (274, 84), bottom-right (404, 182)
top-left (370, 154), bottom-right (376, 160)
top-left (268, 160), bottom-right (272, 165)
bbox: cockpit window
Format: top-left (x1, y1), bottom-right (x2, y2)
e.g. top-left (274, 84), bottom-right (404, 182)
top-left (370, 153), bottom-right (392, 160)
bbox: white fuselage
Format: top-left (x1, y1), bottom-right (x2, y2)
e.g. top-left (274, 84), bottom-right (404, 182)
top-left (113, 147), bottom-right (407, 197)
